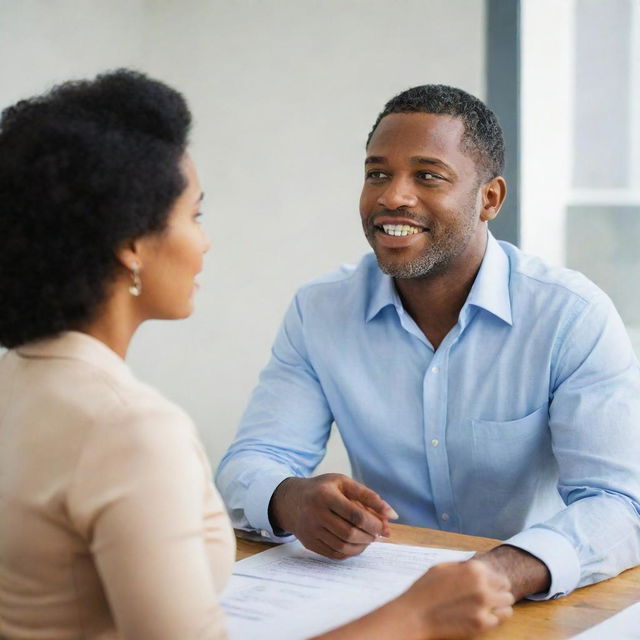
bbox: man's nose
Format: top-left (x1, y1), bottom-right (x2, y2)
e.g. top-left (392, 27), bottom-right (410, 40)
top-left (376, 177), bottom-right (418, 210)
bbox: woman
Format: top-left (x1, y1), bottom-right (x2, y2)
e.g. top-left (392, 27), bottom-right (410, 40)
top-left (0, 70), bottom-right (513, 639)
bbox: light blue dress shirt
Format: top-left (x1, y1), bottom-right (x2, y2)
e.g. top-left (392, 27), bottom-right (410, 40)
top-left (216, 233), bottom-right (640, 599)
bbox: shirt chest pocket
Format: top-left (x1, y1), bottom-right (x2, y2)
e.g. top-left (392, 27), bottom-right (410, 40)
top-left (470, 405), bottom-right (552, 494)
top-left (471, 404), bottom-right (549, 442)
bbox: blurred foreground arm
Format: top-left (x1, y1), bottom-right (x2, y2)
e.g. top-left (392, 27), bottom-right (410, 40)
top-left (313, 560), bottom-right (514, 640)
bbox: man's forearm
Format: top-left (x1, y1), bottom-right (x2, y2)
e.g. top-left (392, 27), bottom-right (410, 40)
top-left (475, 544), bottom-right (551, 601)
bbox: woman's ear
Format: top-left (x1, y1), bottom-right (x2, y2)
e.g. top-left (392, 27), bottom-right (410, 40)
top-left (115, 240), bottom-right (142, 272)
top-left (479, 176), bottom-right (507, 222)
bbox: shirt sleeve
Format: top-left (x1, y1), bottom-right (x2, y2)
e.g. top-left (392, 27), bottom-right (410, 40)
top-left (67, 403), bottom-right (229, 639)
top-left (216, 294), bottom-right (334, 541)
top-left (504, 291), bottom-right (640, 599)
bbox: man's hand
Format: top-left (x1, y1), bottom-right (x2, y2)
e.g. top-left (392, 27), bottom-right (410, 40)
top-left (268, 474), bottom-right (398, 559)
top-left (475, 544), bottom-right (551, 601)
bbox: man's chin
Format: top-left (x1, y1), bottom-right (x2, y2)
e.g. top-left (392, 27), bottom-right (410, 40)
top-left (376, 258), bottom-right (426, 279)
top-left (374, 251), bottom-right (446, 279)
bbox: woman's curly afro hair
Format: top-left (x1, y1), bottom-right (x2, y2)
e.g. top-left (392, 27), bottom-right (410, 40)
top-left (0, 69), bottom-right (191, 348)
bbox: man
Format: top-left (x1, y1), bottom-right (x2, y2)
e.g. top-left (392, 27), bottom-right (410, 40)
top-left (216, 85), bottom-right (640, 601)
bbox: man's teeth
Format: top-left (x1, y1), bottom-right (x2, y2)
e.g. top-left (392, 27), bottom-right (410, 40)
top-left (381, 224), bottom-right (423, 236)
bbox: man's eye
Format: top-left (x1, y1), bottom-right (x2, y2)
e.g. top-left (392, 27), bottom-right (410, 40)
top-left (418, 171), bottom-right (442, 181)
top-left (366, 170), bottom-right (388, 180)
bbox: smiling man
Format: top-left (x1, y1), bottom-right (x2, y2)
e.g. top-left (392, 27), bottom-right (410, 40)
top-left (217, 85), bottom-right (640, 601)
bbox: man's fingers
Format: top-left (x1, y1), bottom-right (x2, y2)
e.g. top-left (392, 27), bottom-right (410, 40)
top-left (323, 512), bottom-right (377, 545)
top-left (283, 475), bottom-right (396, 559)
top-left (353, 500), bottom-right (391, 537)
top-left (341, 478), bottom-right (399, 520)
top-left (307, 537), bottom-right (347, 560)
top-left (328, 493), bottom-right (387, 537)
top-left (318, 527), bottom-right (370, 557)
top-left (311, 536), bottom-right (365, 561)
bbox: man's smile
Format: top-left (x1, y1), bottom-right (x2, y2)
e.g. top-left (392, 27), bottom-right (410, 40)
top-left (377, 223), bottom-right (427, 236)
top-left (370, 215), bottom-right (430, 248)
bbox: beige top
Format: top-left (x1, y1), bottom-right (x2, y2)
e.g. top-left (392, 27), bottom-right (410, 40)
top-left (0, 332), bottom-right (235, 639)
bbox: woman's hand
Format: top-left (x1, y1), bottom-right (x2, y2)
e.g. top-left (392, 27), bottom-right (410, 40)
top-left (399, 559), bottom-right (514, 638)
top-left (313, 558), bottom-right (514, 640)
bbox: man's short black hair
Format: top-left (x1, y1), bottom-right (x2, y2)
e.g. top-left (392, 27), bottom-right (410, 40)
top-left (0, 69), bottom-right (191, 348)
top-left (366, 85), bottom-right (505, 182)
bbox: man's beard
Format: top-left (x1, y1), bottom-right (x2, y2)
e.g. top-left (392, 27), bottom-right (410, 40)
top-left (364, 200), bottom-right (478, 279)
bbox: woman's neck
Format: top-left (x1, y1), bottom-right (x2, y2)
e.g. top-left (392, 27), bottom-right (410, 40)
top-left (79, 285), bottom-right (143, 359)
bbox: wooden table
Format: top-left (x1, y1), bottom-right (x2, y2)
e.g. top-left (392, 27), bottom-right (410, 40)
top-left (235, 523), bottom-right (640, 639)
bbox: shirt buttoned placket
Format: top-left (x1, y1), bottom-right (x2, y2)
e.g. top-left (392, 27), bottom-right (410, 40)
top-left (392, 291), bottom-right (467, 532)
top-left (422, 324), bottom-right (463, 532)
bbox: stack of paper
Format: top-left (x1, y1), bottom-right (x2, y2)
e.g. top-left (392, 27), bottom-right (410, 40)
top-left (221, 540), bottom-right (472, 640)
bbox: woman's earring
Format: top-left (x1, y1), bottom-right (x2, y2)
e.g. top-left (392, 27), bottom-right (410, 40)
top-left (129, 263), bottom-right (142, 297)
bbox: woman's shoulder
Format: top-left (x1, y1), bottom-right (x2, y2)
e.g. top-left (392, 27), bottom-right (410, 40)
top-left (65, 373), bottom-right (215, 545)
top-left (67, 360), bottom-right (196, 442)
top-left (8, 332), bottom-right (196, 439)
top-left (90, 369), bottom-right (200, 451)
top-left (15, 345), bottom-right (202, 466)
top-left (66, 366), bottom-right (210, 522)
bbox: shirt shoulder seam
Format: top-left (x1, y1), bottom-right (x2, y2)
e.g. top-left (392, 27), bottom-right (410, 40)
top-left (511, 269), bottom-right (599, 306)
top-left (297, 262), bottom-right (369, 294)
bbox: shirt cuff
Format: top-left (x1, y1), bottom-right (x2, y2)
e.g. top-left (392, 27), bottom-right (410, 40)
top-left (503, 526), bottom-right (581, 600)
top-left (243, 470), bottom-right (297, 543)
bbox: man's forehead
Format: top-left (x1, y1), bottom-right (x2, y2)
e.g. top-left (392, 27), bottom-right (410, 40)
top-left (366, 112), bottom-right (467, 159)
top-left (366, 112), bottom-right (477, 173)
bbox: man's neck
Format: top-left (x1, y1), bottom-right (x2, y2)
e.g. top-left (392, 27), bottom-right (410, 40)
top-left (393, 234), bottom-right (488, 350)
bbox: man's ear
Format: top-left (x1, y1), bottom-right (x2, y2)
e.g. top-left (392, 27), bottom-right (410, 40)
top-left (479, 176), bottom-right (507, 222)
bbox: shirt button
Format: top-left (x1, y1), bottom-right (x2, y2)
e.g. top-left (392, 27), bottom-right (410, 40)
top-left (441, 513), bottom-right (449, 521)
top-left (431, 366), bottom-right (439, 374)
top-left (431, 439), bottom-right (439, 447)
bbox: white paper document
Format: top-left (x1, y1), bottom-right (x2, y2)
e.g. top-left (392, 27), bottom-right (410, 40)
top-left (221, 540), bottom-right (472, 640)
top-left (570, 602), bottom-right (640, 639)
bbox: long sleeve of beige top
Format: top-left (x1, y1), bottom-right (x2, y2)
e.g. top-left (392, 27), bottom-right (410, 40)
top-left (0, 332), bottom-right (235, 640)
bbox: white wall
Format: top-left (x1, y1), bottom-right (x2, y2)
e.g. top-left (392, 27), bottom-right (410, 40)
top-left (0, 0), bottom-right (144, 101)
top-left (0, 0), bottom-right (486, 474)
top-left (520, 0), bottom-right (574, 266)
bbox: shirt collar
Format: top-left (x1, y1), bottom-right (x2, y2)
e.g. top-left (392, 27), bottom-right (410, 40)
top-left (15, 331), bottom-right (134, 380)
top-left (365, 232), bottom-right (513, 326)
top-left (465, 232), bottom-right (512, 325)
top-left (365, 268), bottom-right (402, 322)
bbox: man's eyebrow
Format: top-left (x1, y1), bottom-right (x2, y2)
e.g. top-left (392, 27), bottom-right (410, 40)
top-left (364, 156), bottom-right (454, 173)
top-left (410, 157), bottom-right (452, 171)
